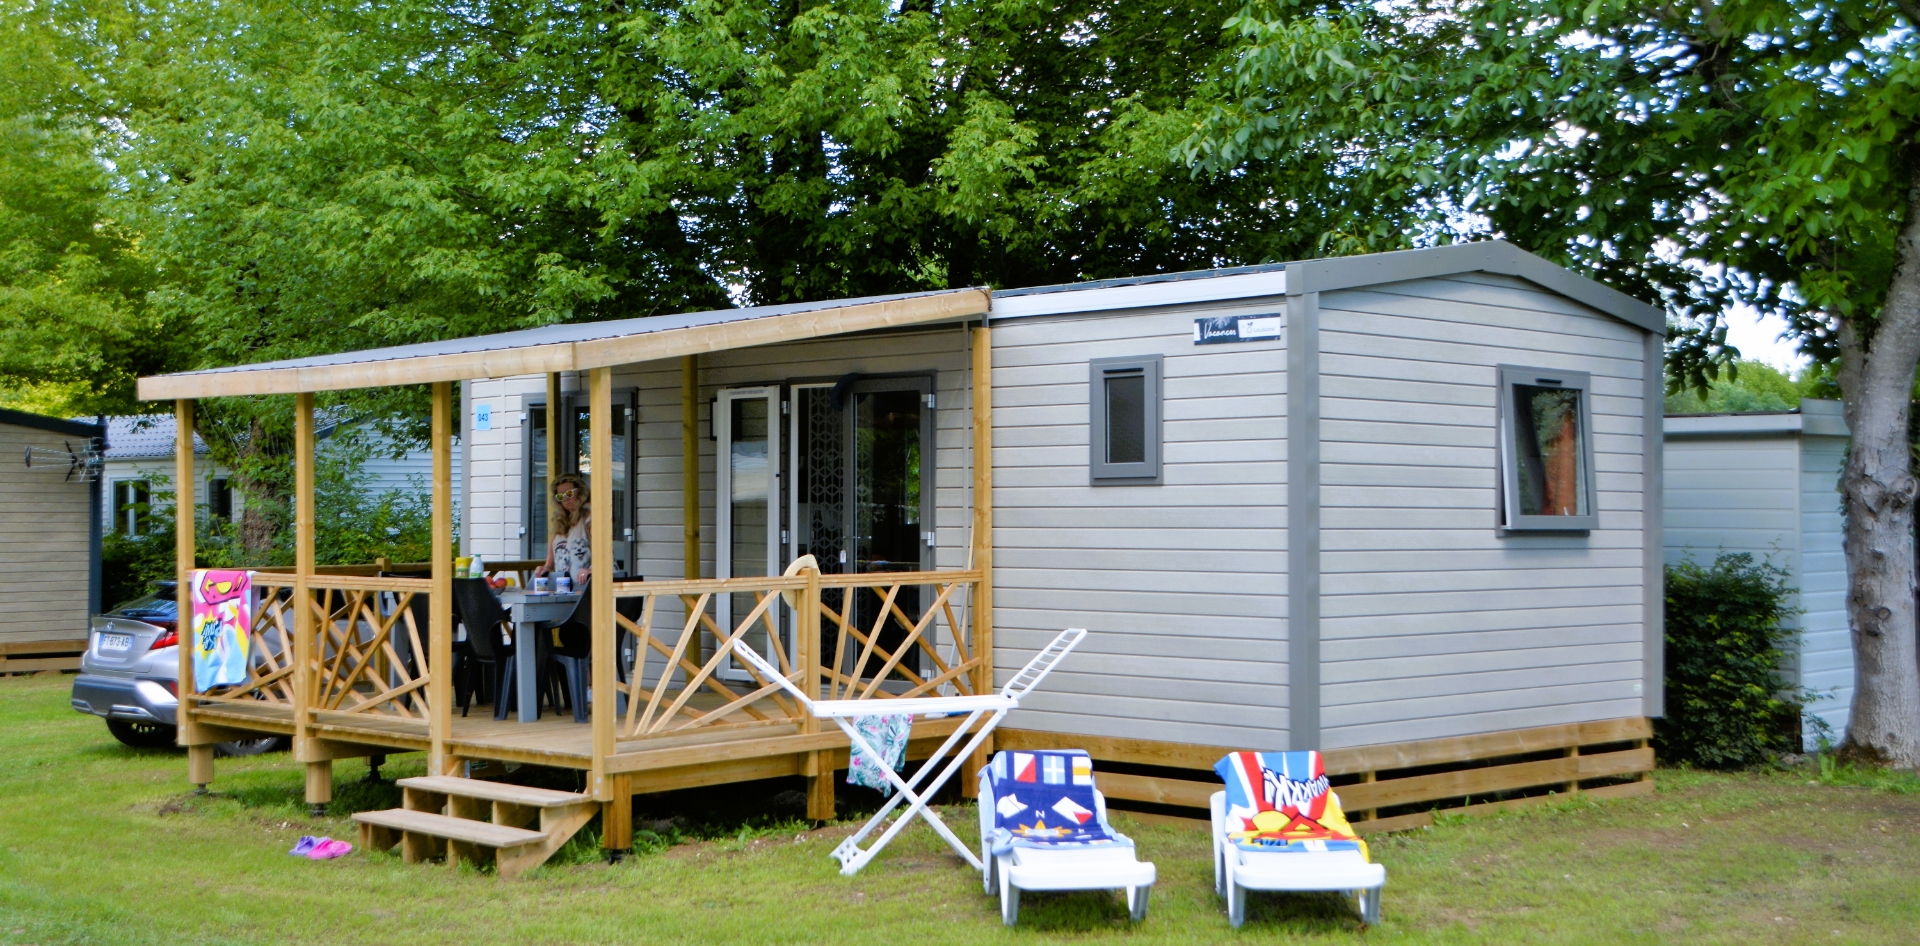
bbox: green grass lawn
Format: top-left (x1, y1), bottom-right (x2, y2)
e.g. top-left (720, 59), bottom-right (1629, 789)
top-left (3, 673), bottom-right (1917, 945)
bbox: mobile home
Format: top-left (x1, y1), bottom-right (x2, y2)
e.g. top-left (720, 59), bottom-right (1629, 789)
top-left (135, 240), bottom-right (1665, 864)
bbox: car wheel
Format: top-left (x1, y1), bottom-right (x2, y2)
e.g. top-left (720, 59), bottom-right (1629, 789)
top-left (106, 718), bottom-right (177, 749)
top-left (215, 736), bottom-right (290, 757)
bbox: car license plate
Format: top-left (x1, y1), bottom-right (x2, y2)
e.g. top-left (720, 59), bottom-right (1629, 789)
top-left (99, 633), bottom-right (133, 651)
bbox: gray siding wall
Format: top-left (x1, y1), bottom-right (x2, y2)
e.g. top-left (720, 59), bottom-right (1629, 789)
top-left (1316, 273), bottom-right (1648, 748)
top-left (988, 299), bottom-right (1289, 749)
top-left (1661, 433), bottom-right (1852, 743)
top-left (1797, 438), bottom-right (1850, 741)
top-left (1, 423), bottom-right (94, 642)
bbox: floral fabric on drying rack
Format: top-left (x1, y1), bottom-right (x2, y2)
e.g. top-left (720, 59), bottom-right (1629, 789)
top-left (845, 713), bottom-right (913, 794)
top-left (191, 569), bottom-right (254, 691)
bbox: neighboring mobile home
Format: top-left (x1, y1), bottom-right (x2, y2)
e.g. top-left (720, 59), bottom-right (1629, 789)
top-left (1663, 400), bottom-right (1851, 745)
top-left (134, 241), bottom-right (1667, 864)
top-left (0, 409), bottom-right (104, 670)
top-left (97, 414), bottom-right (458, 538)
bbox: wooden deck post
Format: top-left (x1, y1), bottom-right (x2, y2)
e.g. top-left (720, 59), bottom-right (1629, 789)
top-left (173, 399), bottom-right (207, 791)
top-left (800, 564), bottom-right (834, 821)
top-left (681, 355), bottom-right (702, 675)
top-left (429, 382), bottom-right (455, 776)
top-left (589, 369), bottom-right (617, 809)
top-left (546, 372), bottom-right (561, 551)
top-left (966, 324), bottom-right (995, 791)
top-left (293, 392), bottom-right (328, 811)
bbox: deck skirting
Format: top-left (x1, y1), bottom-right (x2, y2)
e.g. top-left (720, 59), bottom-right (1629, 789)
top-left (996, 717), bottom-right (1656, 833)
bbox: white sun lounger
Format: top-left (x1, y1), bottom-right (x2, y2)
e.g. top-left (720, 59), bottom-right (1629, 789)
top-left (978, 752), bottom-right (1156, 925)
top-left (1210, 790), bottom-right (1386, 926)
top-left (733, 626), bottom-right (1086, 875)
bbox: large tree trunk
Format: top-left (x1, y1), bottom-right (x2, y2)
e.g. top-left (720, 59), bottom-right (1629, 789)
top-left (1835, 167), bottom-right (1920, 768)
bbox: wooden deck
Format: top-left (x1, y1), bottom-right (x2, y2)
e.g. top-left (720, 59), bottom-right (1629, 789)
top-left (193, 695), bottom-right (965, 788)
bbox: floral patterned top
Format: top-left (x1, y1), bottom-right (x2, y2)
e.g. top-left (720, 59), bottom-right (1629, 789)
top-left (550, 517), bottom-right (591, 585)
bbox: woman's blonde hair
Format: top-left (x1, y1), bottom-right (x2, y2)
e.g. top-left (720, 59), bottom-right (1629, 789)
top-left (550, 473), bottom-right (590, 536)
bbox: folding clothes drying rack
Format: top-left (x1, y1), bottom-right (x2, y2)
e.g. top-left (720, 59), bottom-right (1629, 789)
top-left (734, 627), bottom-right (1086, 875)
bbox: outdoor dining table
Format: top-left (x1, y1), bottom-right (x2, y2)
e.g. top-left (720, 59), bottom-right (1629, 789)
top-left (497, 589), bottom-right (581, 723)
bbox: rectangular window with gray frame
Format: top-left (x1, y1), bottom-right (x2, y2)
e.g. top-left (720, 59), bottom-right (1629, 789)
top-left (1497, 364), bottom-right (1598, 532)
top-left (1090, 355), bottom-right (1163, 484)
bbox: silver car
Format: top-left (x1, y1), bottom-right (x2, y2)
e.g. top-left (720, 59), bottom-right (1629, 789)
top-left (71, 581), bottom-right (284, 756)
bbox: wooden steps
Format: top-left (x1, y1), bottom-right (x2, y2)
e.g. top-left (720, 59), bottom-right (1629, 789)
top-left (352, 776), bottom-right (598, 879)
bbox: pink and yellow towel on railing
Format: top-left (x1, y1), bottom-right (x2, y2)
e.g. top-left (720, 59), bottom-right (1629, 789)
top-left (1214, 750), bottom-right (1370, 860)
top-left (191, 569), bottom-right (254, 691)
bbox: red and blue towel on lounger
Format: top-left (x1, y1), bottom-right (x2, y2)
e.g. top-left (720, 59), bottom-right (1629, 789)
top-left (982, 750), bottom-right (1129, 854)
top-left (1215, 751), bottom-right (1367, 855)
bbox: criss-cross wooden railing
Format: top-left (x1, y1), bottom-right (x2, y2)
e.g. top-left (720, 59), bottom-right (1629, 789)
top-left (608, 569), bottom-right (982, 741)
top-left (819, 571), bottom-right (983, 702)
top-left (304, 575), bottom-right (435, 721)
top-left (189, 577), bottom-right (299, 708)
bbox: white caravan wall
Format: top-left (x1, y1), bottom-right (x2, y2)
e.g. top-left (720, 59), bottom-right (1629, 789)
top-left (1316, 273), bottom-right (1649, 748)
top-left (1663, 431), bottom-right (1852, 743)
top-left (988, 298), bottom-right (1289, 750)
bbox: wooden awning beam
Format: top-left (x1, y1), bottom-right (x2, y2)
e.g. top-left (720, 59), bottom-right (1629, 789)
top-left (137, 289), bottom-right (990, 400)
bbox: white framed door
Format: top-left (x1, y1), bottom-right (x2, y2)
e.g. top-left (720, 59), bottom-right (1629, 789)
top-left (716, 386), bottom-right (782, 681)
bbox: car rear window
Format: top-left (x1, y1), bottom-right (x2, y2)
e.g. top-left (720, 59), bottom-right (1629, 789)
top-left (108, 587), bottom-right (179, 621)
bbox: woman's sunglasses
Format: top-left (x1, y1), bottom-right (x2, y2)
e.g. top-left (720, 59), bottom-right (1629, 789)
top-left (553, 488), bottom-right (581, 500)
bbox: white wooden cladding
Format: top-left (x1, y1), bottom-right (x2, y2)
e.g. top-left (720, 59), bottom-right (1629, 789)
top-left (988, 297), bottom-right (1291, 749)
top-left (0, 422), bottom-right (94, 642)
top-left (1663, 430), bottom-right (1852, 742)
top-left (1314, 273), bottom-right (1648, 750)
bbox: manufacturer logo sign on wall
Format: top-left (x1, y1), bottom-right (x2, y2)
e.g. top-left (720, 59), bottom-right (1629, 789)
top-left (1194, 314), bottom-right (1283, 345)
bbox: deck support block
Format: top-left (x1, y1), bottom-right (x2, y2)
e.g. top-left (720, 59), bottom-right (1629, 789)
top-left (187, 744), bottom-right (213, 791)
top-left (305, 760), bottom-right (333, 812)
top-left (601, 774), bottom-right (632, 856)
top-left (806, 751), bottom-right (837, 822)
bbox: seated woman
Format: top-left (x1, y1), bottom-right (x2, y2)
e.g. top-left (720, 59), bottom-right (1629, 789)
top-left (532, 473), bottom-right (591, 587)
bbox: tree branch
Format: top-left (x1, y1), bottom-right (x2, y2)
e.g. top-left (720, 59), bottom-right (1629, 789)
top-left (1898, 0), bottom-right (1920, 32)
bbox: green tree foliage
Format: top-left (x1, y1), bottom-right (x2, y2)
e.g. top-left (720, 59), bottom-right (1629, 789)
top-left (1182, 0), bottom-right (1920, 766)
top-left (17, 0), bottom-right (1347, 555)
top-left (0, 0), bottom-right (176, 415)
top-left (1181, 1), bottom-right (1917, 363)
top-left (1658, 554), bottom-right (1805, 769)
top-left (1663, 360), bottom-right (1833, 413)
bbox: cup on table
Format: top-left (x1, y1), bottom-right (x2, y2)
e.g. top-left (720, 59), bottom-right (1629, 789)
top-left (556, 576), bottom-right (573, 594)
top-left (533, 576), bottom-right (551, 595)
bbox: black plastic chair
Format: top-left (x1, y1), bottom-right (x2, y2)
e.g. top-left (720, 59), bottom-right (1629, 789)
top-left (549, 578), bottom-right (645, 724)
top-left (384, 572), bottom-right (505, 717)
top-left (451, 579), bottom-right (511, 718)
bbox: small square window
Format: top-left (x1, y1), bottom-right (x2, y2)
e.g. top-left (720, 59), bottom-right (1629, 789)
top-left (1497, 365), bottom-right (1597, 532)
top-left (1090, 355), bottom-right (1162, 484)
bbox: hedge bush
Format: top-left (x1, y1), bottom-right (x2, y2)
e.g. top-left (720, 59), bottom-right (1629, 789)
top-left (1656, 552), bottom-right (1805, 768)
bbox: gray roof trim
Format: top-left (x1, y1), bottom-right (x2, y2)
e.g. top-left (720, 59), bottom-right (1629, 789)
top-left (0, 408), bottom-right (103, 440)
top-left (1664, 398), bottom-right (1848, 439)
top-left (1284, 241), bottom-right (1665, 336)
top-left (993, 261), bottom-right (1290, 299)
top-left (985, 241), bottom-right (1664, 336)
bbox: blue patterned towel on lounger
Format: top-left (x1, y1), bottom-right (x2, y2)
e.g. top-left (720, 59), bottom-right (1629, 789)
top-left (982, 750), bottom-right (1129, 855)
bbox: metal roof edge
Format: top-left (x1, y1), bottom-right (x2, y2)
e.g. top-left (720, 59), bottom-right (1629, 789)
top-left (987, 268), bottom-right (1288, 320)
top-left (0, 408), bottom-right (103, 440)
top-left (1662, 399), bottom-right (1847, 439)
top-left (1285, 241), bottom-right (1666, 336)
